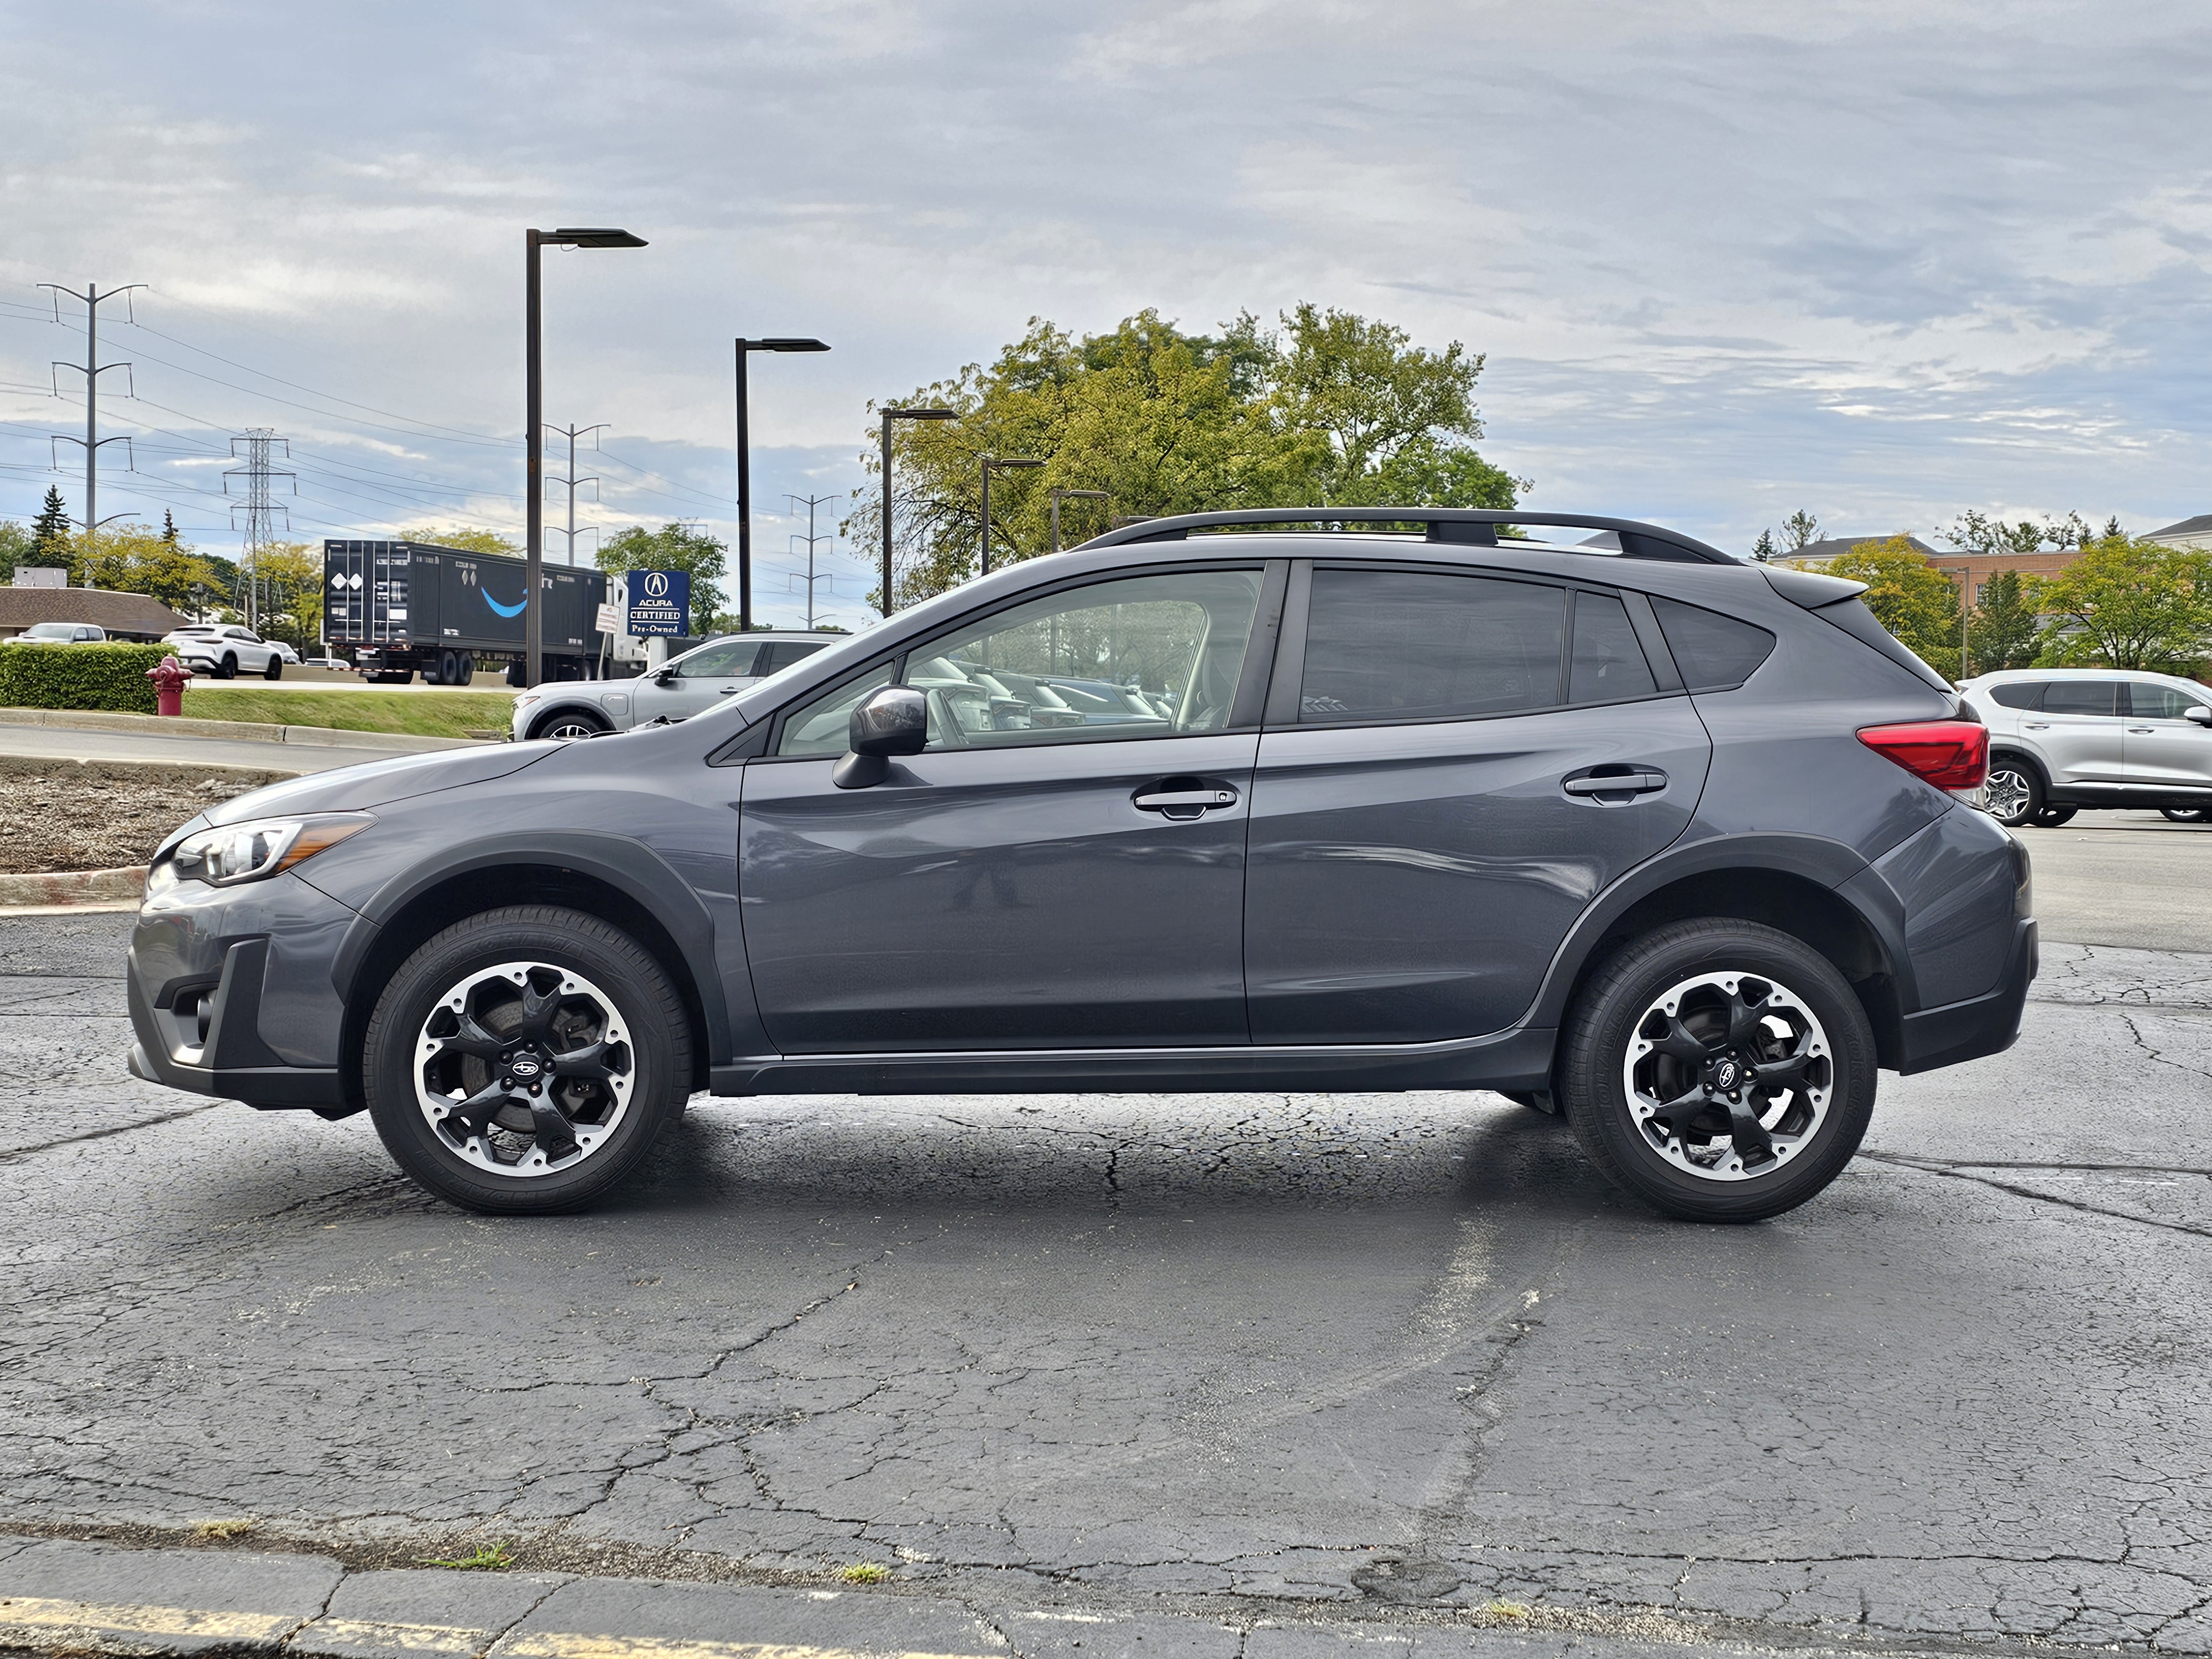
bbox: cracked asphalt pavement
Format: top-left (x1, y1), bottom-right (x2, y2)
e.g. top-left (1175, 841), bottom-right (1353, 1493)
top-left (3, 833), bottom-right (2209, 1657)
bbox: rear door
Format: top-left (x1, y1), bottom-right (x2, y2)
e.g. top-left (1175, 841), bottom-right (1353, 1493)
top-left (2026, 680), bottom-right (2127, 783)
top-left (1243, 564), bottom-right (1710, 1044)
top-left (2123, 680), bottom-right (2212, 790)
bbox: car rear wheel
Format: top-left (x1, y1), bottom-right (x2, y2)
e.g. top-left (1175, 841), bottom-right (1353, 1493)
top-left (1559, 919), bottom-right (1877, 1222)
top-left (533, 708), bottom-right (610, 742)
top-left (1984, 756), bottom-right (2041, 827)
top-left (2162, 807), bottom-right (2210, 823)
top-left (363, 906), bottom-right (691, 1214)
top-left (2031, 805), bottom-right (2078, 827)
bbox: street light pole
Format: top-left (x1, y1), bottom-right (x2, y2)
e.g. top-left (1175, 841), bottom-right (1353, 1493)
top-left (1048, 488), bottom-right (1109, 554)
top-left (734, 337), bottom-right (830, 633)
top-left (979, 456), bottom-right (1044, 577)
top-left (878, 406), bottom-right (957, 617)
top-left (524, 227), bottom-right (645, 687)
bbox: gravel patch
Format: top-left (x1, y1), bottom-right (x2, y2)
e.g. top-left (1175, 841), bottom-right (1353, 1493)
top-left (0, 757), bottom-right (291, 874)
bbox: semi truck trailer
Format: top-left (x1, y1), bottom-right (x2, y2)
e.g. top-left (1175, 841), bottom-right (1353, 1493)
top-left (323, 540), bottom-right (609, 685)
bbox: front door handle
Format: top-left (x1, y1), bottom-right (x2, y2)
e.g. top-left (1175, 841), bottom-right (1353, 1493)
top-left (1563, 769), bottom-right (1668, 799)
top-left (1133, 780), bottom-right (1239, 820)
top-left (2127, 726), bottom-right (2153, 733)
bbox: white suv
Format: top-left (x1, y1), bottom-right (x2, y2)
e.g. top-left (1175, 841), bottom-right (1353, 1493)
top-left (164, 625), bottom-right (288, 680)
top-left (509, 632), bottom-right (840, 742)
top-left (1962, 667), bottom-right (2212, 827)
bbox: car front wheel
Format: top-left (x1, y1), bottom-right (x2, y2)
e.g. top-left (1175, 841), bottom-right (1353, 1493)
top-left (2163, 807), bottom-right (2210, 823)
top-left (533, 708), bottom-right (611, 742)
top-left (363, 906), bottom-right (691, 1214)
top-left (217, 653), bottom-right (238, 680)
top-left (263, 655), bottom-right (283, 680)
top-left (1983, 757), bottom-right (2041, 827)
top-left (1558, 919), bottom-right (1877, 1222)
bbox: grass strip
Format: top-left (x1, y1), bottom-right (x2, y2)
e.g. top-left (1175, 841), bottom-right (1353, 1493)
top-left (179, 688), bottom-right (518, 739)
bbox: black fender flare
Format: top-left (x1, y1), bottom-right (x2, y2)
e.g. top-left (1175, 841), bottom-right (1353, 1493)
top-left (331, 830), bottom-right (733, 1062)
top-left (1519, 830), bottom-right (1917, 1032)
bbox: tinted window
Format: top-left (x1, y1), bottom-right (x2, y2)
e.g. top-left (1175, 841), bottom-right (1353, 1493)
top-left (1300, 570), bottom-right (1564, 723)
top-left (759, 640), bottom-right (828, 674)
top-left (2127, 682), bottom-right (2210, 719)
top-left (1650, 598), bottom-right (1776, 690)
top-left (1569, 593), bottom-right (1658, 703)
top-left (2041, 681), bottom-right (2118, 716)
top-left (1989, 682), bottom-right (2043, 709)
top-left (676, 640), bottom-right (761, 678)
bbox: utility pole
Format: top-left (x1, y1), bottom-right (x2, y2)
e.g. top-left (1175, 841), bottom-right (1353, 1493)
top-left (225, 430), bottom-right (295, 629)
top-left (545, 421), bottom-right (606, 567)
top-left (40, 280), bottom-right (145, 580)
top-left (786, 492), bottom-right (841, 630)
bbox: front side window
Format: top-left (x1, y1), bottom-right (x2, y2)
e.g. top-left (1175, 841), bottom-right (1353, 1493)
top-left (676, 640), bottom-right (761, 679)
top-left (1299, 568), bottom-right (1564, 723)
top-left (2127, 682), bottom-right (2209, 719)
top-left (2041, 681), bottom-right (2119, 716)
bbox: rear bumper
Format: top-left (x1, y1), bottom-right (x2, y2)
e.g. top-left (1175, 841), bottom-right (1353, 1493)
top-left (1895, 917), bottom-right (2038, 1075)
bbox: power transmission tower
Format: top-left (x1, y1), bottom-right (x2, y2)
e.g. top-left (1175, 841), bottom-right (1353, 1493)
top-left (40, 280), bottom-right (145, 581)
top-left (225, 429), bottom-right (295, 628)
top-left (545, 422), bottom-right (606, 566)
top-left (786, 492), bottom-right (841, 629)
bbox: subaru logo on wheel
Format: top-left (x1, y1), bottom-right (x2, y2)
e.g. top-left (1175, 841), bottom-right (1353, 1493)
top-left (1713, 1058), bottom-right (1740, 1091)
top-left (509, 1055), bottom-right (541, 1079)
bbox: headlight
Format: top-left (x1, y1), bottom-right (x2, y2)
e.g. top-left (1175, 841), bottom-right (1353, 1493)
top-left (146, 813), bottom-right (374, 895)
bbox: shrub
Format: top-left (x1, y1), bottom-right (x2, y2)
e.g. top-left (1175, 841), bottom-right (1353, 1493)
top-left (0, 642), bottom-right (173, 713)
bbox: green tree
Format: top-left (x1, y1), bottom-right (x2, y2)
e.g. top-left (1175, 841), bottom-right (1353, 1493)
top-left (401, 525), bottom-right (520, 555)
top-left (1750, 528), bottom-right (1778, 562)
top-left (248, 542), bottom-right (325, 654)
top-left (1965, 568), bottom-right (2046, 672)
top-left (28, 487), bottom-right (72, 567)
top-left (0, 520), bottom-right (30, 581)
top-left (1814, 533), bottom-right (1964, 678)
top-left (1943, 508), bottom-right (2091, 557)
top-left (846, 305), bottom-right (1522, 610)
top-left (159, 509), bottom-right (179, 546)
top-left (1782, 510), bottom-right (1820, 551)
top-left (598, 524), bottom-right (729, 633)
top-left (71, 525), bottom-right (226, 612)
top-left (2034, 533), bottom-right (2212, 672)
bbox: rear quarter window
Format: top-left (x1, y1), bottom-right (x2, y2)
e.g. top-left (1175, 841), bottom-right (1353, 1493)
top-left (1650, 597), bottom-right (1777, 691)
top-left (1989, 682), bottom-right (2043, 710)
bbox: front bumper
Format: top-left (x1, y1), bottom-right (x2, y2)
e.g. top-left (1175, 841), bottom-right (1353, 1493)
top-left (126, 871), bottom-right (363, 1113)
top-left (1895, 916), bottom-right (2038, 1074)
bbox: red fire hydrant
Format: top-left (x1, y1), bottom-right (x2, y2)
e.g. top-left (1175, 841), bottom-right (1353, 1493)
top-left (147, 654), bottom-right (190, 718)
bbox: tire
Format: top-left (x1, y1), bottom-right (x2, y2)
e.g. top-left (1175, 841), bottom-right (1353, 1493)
top-left (363, 905), bottom-right (691, 1215)
top-left (507, 661), bottom-right (528, 689)
top-left (1983, 755), bottom-right (2042, 827)
top-left (2162, 807), bottom-right (2210, 823)
top-left (217, 653), bottom-right (238, 681)
top-left (452, 655), bottom-right (474, 688)
top-left (1558, 919), bottom-right (1878, 1223)
top-left (263, 655), bottom-right (283, 680)
top-left (2031, 805), bottom-right (2078, 827)
top-left (532, 708), bottom-right (610, 743)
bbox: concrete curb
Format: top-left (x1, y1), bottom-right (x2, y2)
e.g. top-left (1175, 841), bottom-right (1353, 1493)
top-left (0, 708), bottom-right (489, 753)
top-left (0, 866), bottom-right (146, 908)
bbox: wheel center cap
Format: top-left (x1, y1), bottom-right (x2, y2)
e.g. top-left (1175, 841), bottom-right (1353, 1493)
top-left (509, 1053), bottom-right (542, 1082)
top-left (1710, 1056), bottom-right (1741, 1092)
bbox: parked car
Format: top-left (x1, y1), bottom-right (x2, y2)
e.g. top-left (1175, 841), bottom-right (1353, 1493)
top-left (270, 641), bottom-right (301, 666)
top-left (164, 625), bottom-right (288, 680)
top-left (14, 622), bottom-right (108, 644)
top-left (127, 508), bottom-right (2032, 1224)
top-left (300, 656), bottom-right (355, 673)
top-left (1963, 668), bottom-right (2212, 827)
top-left (508, 632), bottom-right (841, 742)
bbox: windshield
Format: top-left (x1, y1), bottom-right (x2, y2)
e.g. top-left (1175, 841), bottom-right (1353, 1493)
top-left (20, 623), bottom-right (76, 640)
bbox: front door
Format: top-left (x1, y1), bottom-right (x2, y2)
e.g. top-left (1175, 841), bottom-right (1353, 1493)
top-left (2123, 680), bottom-right (2212, 791)
top-left (2026, 680), bottom-right (2127, 784)
top-left (738, 567), bottom-right (1270, 1052)
top-left (1244, 567), bottom-right (1711, 1044)
top-left (630, 638), bottom-right (762, 723)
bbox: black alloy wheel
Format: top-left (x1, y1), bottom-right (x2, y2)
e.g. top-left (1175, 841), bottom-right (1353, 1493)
top-left (363, 905), bottom-right (690, 1214)
top-left (1559, 918), bottom-right (1877, 1222)
top-left (1983, 758), bottom-right (2041, 827)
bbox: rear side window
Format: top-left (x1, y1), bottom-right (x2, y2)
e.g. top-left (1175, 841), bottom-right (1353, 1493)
top-left (2126, 682), bottom-right (2209, 719)
top-left (1568, 592), bottom-right (1657, 703)
top-left (2041, 681), bottom-right (2118, 716)
top-left (759, 641), bottom-right (827, 674)
top-left (1989, 682), bottom-right (2043, 710)
top-left (1300, 569), bottom-right (1564, 723)
top-left (1651, 597), bottom-right (1776, 691)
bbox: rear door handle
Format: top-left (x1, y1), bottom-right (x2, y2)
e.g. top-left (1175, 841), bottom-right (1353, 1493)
top-left (1563, 769), bottom-right (1668, 798)
top-left (1133, 781), bottom-right (1239, 820)
top-left (2024, 722), bottom-right (2049, 730)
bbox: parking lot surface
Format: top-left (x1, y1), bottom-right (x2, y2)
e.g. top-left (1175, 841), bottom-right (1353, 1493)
top-left (3, 895), bottom-right (2209, 1657)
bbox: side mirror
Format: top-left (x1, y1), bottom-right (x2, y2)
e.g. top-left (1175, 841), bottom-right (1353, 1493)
top-left (653, 667), bottom-right (676, 685)
top-left (832, 685), bottom-right (927, 790)
top-left (2187, 705), bottom-right (2212, 728)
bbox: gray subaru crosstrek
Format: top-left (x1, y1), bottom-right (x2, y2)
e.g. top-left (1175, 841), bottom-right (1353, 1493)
top-left (126, 508), bottom-right (2033, 1223)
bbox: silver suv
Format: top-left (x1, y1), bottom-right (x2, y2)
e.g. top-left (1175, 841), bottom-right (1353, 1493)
top-left (1963, 667), bottom-right (2212, 827)
top-left (509, 632), bottom-right (839, 742)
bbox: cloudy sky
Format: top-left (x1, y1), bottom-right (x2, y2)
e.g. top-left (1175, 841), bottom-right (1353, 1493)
top-left (3, 1), bottom-right (2208, 624)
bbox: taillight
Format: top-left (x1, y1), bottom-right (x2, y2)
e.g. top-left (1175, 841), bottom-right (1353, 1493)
top-left (1856, 720), bottom-right (1990, 790)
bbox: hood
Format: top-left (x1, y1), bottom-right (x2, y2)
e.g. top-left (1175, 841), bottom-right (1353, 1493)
top-left (203, 742), bottom-right (559, 826)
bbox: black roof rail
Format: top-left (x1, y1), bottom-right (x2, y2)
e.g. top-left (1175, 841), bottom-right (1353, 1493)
top-left (1072, 507), bottom-right (1738, 565)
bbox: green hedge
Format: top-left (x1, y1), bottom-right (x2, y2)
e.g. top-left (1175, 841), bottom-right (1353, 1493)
top-left (0, 642), bottom-right (173, 713)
